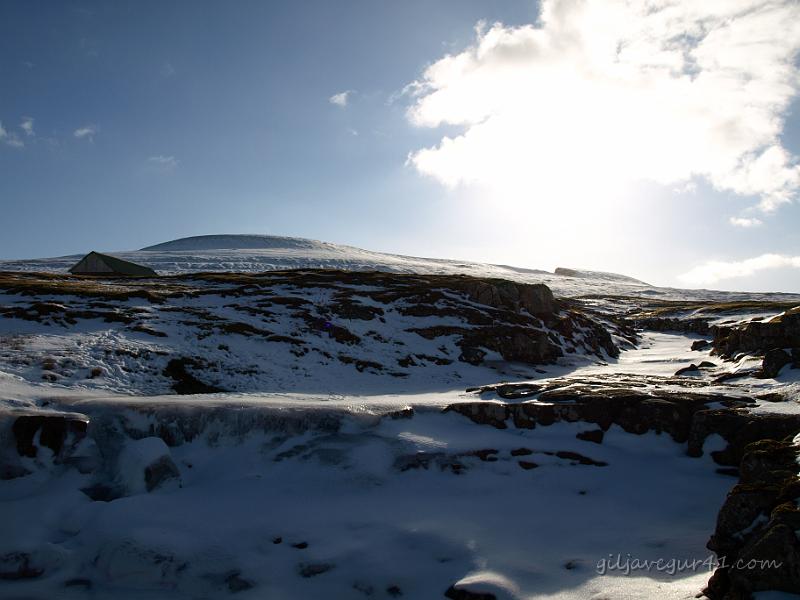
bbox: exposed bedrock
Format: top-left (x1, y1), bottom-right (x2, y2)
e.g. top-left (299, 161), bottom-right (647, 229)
top-left (704, 438), bottom-right (800, 599)
top-left (633, 316), bottom-right (712, 335)
top-left (712, 307), bottom-right (800, 359)
top-left (454, 377), bottom-right (800, 466)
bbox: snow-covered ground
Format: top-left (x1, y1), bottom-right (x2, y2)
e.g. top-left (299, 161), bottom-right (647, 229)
top-left (1, 236), bottom-right (799, 599)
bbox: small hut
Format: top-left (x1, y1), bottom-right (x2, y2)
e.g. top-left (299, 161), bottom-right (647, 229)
top-left (69, 251), bottom-right (157, 277)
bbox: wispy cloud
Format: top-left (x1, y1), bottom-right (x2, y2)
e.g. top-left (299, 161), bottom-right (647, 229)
top-left (74, 125), bottom-right (97, 141)
top-left (679, 254), bottom-right (800, 285)
top-left (20, 117), bottom-right (34, 137)
top-left (729, 216), bottom-right (763, 228)
top-left (147, 155), bottom-right (179, 171)
top-left (160, 62), bottom-right (175, 78)
top-left (0, 121), bottom-right (24, 148)
top-left (405, 1), bottom-right (800, 212)
top-left (329, 90), bottom-right (354, 107)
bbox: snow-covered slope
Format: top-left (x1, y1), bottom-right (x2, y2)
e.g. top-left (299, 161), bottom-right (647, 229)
top-left (3, 234), bottom-right (798, 301)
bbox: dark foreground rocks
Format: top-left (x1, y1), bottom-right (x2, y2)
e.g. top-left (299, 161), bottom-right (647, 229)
top-left (704, 438), bottom-right (800, 599)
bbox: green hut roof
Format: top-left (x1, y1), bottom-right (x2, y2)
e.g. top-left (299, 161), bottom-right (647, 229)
top-left (69, 251), bottom-right (158, 277)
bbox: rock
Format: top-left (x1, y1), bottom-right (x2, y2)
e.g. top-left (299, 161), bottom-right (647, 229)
top-left (458, 346), bottom-right (487, 366)
top-left (712, 307), bottom-right (800, 357)
top-left (698, 361), bottom-right (717, 369)
top-left (635, 316), bottom-right (711, 335)
top-left (298, 562), bottom-right (333, 578)
top-left (117, 437), bottom-right (180, 494)
top-left (0, 552), bottom-right (43, 580)
top-left (692, 340), bottom-right (712, 351)
top-left (675, 364), bottom-right (700, 376)
top-left (163, 358), bottom-right (225, 394)
top-left (444, 585), bottom-right (497, 600)
top-left (518, 461), bottom-right (539, 470)
top-left (12, 413), bottom-right (88, 459)
top-left (224, 570), bottom-right (254, 592)
top-left (704, 438), bottom-right (800, 599)
top-left (553, 450), bottom-right (607, 467)
top-left (510, 447), bottom-right (533, 456)
top-left (687, 410), bottom-right (800, 466)
top-left (576, 429), bottom-right (604, 444)
top-left (759, 349), bottom-right (792, 379)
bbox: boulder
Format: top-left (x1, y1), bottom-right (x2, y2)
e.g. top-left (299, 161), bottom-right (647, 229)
top-left (117, 437), bottom-right (180, 494)
top-left (759, 349), bottom-right (792, 379)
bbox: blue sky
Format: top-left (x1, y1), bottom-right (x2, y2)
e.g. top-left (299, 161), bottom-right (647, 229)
top-left (1, 1), bottom-right (799, 292)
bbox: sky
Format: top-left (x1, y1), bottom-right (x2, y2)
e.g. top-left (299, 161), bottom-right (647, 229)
top-left (1, 0), bottom-right (800, 292)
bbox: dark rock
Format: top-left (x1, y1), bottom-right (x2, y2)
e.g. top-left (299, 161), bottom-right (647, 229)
top-left (636, 316), bottom-right (710, 335)
top-left (759, 349), bottom-right (792, 379)
top-left (510, 447), bottom-right (533, 456)
top-left (518, 461), bottom-right (539, 470)
top-left (0, 552), bottom-right (43, 580)
top-left (144, 455), bottom-right (181, 492)
top-left (688, 410), bottom-right (800, 466)
top-left (292, 542), bottom-right (308, 549)
top-left (64, 578), bottom-right (92, 588)
top-left (675, 364), bottom-right (700, 376)
top-left (553, 450), bottom-right (607, 466)
top-left (458, 346), bottom-right (486, 366)
top-left (163, 358), bottom-right (225, 394)
top-left (692, 340), bottom-right (712, 351)
top-left (444, 585), bottom-right (497, 600)
top-left (12, 413), bottom-right (88, 458)
top-left (225, 570), bottom-right (254, 592)
top-left (704, 438), bottom-right (800, 599)
top-left (576, 429), bottom-right (604, 444)
top-left (712, 307), bottom-right (800, 357)
top-left (298, 562), bottom-right (333, 578)
top-left (386, 585), bottom-right (403, 597)
top-left (698, 361), bottom-right (717, 369)
top-left (81, 483), bottom-right (123, 502)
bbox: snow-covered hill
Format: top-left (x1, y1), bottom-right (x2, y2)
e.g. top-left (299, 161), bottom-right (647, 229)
top-left (3, 234), bottom-right (799, 302)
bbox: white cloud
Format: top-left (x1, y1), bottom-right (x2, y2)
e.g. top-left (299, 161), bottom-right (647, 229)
top-left (20, 117), bottom-right (34, 136)
top-left (405, 0), bottom-right (800, 211)
top-left (74, 125), bottom-right (96, 140)
top-left (329, 90), bottom-right (354, 107)
top-left (147, 155), bottom-right (179, 171)
top-left (161, 62), bottom-right (175, 78)
top-left (0, 121), bottom-right (23, 148)
top-left (729, 216), bottom-right (763, 228)
top-left (679, 254), bottom-right (800, 285)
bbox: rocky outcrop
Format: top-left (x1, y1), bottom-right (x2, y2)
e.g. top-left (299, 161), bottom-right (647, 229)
top-left (634, 316), bottom-right (711, 335)
top-left (713, 307), bottom-right (800, 358)
top-left (704, 438), bottom-right (800, 599)
top-left (458, 375), bottom-right (800, 467)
